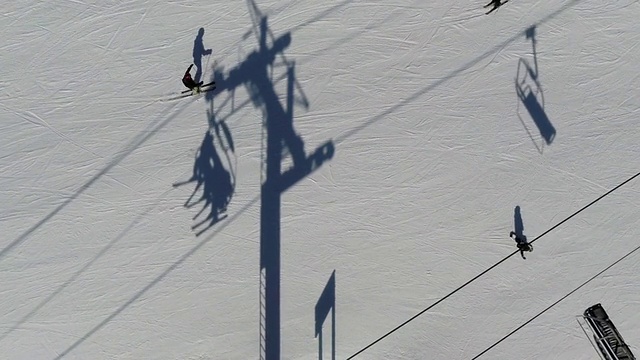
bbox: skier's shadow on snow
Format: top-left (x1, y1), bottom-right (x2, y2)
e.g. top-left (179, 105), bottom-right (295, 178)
top-left (204, 13), bottom-right (334, 359)
top-left (511, 205), bottom-right (533, 259)
top-left (173, 129), bottom-right (235, 236)
top-left (515, 26), bottom-right (555, 154)
top-left (513, 205), bottom-right (526, 242)
top-left (193, 27), bottom-right (212, 83)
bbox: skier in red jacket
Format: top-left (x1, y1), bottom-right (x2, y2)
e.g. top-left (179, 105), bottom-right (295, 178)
top-left (182, 64), bottom-right (203, 90)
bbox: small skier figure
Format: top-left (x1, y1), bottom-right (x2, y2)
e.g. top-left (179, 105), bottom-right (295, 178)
top-left (182, 64), bottom-right (203, 91)
top-left (484, 0), bottom-right (508, 14)
top-left (510, 231), bottom-right (532, 259)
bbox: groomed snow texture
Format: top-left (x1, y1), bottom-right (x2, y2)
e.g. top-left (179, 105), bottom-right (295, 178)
top-left (1, 0), bottom-right (639, 359)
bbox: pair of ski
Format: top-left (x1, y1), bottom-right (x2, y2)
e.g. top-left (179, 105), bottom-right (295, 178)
top-left (485, 0), bottom-right (508, 14)
top-left (166, 81), bottom-right (216, 101)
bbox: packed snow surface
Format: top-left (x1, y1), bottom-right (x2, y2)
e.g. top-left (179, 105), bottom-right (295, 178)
top-left (1, 0), bottom-right (639, 359)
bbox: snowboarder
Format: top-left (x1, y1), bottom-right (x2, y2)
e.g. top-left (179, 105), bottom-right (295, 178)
top-left (510, 231), bottom-right (532, 259)
top-left (182, 64), bottom-right (203, 91)
top-left (484, 0), bottom-right (508, 14)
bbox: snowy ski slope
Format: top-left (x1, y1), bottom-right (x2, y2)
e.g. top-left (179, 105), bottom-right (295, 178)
top-left (1, 0), bottom-right (639, 359)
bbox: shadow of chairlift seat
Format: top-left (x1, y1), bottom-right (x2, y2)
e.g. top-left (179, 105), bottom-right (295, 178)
top-left (515, 76), bottom-right (555, 146)
top-left (515, 52), bottom-right (555, 147)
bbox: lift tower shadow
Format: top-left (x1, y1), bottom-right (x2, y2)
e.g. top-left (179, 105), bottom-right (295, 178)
top-left (207, 9), bottom-right (334, 359)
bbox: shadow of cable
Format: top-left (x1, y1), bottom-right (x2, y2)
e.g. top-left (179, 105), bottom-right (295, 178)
top-left (0, 100), bottom-right (191, 263)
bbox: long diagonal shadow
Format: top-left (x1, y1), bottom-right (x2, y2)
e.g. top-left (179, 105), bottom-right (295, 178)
top-left (0, 189), bottom-right (172, 343)
top-left (49, 1), bottom-right (584, 357)
top-left (52, 196), bottom-right (260, 360)
top-left (0, 100), bottom-right (193, 262)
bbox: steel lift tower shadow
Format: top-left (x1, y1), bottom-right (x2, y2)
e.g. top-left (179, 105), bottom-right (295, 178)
top-left (206, 13), bottom-right (334, 359)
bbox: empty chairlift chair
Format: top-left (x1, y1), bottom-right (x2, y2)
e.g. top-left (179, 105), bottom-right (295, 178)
top-left (577, 303), bottom-right (636, 360)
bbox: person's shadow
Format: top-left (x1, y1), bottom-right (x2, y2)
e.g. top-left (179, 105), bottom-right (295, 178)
top-left (513, 205), bottom-right (525, 241)
top-left (193, 27), bottom-right (213, 83)
top-left (511, 205), bottom-right (532, 259)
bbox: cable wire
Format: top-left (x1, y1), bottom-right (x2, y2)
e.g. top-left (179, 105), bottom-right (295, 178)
top-left (472, 241), bottom-right (640, 359)
top-left (347, 170), bottom-right (640, 359)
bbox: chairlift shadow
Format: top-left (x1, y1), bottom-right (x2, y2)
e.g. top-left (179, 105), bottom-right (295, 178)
top-left (173, 124), bottom-right (236, 237)
top-left (515, 27), bottom-right (555, 153)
